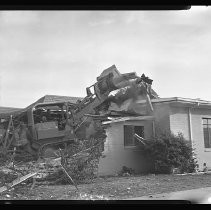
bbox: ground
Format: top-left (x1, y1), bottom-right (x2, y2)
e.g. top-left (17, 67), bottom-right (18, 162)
top-left (1, 173), bottom-right (211, 200)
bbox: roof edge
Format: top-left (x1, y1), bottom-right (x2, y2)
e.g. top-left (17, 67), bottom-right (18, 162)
top-left (102, 115), bottom-right (154, 124)
top-left (151, 97), bottom-right (211, 104)
top-left (135, 97), bottom-right (211, 105)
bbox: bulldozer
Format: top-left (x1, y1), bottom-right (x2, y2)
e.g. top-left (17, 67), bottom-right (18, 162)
top-left (0, 65), bottom-right (158, 160)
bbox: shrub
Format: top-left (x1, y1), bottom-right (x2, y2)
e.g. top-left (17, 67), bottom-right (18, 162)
top-left (54, 124), bottom-right (107, 184)
top-left (143, 132), bottom-right (197, 174)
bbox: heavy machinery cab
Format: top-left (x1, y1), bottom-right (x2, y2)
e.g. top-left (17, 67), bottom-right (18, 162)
top-left (27, 102), bottom-right (72, 141)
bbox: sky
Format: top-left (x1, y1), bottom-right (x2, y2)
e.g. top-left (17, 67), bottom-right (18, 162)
top-left (0, 7), bottom-right (211, 108)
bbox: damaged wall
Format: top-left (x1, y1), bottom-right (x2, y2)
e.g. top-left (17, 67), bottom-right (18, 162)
top-left (98, 120), bottom-right (154, 176)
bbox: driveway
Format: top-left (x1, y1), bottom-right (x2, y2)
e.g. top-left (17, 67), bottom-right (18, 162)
top-left (127, 186), bottom-right (211, 204)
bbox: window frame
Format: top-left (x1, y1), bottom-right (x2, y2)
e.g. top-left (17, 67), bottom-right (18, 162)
top-left (202, 117), bottom-right (211, 151)
top-left (123, 125), bottom-right (145, 148)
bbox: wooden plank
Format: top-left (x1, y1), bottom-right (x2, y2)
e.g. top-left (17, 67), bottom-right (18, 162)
top-left (0, 172), bottom-right (38, 194)
top-left (134, 133), bottom-right (146, 146)
top-left (60, 164), bottom-right (79, 191)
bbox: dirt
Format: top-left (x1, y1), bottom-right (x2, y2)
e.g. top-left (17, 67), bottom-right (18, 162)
top-left (1, 173), bottom-right (211, 200)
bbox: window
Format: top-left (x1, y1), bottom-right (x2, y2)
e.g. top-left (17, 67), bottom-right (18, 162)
top-left (203, 118), bottom-right (211, 148)
top-left (124, 125), bottom-right (144, 147)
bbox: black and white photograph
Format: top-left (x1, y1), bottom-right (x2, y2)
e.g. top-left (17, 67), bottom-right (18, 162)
top-left (0, 6), bottom-right (211, 203)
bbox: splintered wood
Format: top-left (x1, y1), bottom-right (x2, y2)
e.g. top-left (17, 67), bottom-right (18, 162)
top-left (0, 172), bottom-right (38, 193)
top-left (0, 153), bottom-right (79, 194)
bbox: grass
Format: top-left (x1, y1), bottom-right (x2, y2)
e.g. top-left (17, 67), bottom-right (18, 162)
top-left (1, 173), bottom-right (211, 200)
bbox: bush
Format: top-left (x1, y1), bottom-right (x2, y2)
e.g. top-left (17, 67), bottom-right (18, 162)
top-left (143, 132), bottom-right (197, 174)
top-left (57, 125), bottom-right (107, 184)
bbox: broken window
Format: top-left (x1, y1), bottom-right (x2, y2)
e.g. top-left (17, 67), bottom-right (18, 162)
top-left (124, 125), bottom-right (144, 147)
top-left (203, 118), bottom-right (211, 148)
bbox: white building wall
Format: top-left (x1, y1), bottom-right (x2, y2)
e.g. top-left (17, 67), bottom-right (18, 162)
top-left (167, 105), bottom-right (211, 171)
top-left (190, 108), bottom-right (211, 170)
top-left (98, 102), bottom-right (211, 175)
top-left (169, 106), bottom-right (190, 140)
top-left (98, 120), bottom-right (153, 176)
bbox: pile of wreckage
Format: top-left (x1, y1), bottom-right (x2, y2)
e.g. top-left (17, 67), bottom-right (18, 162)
top-left (0, 65), bottom-right (158, 194)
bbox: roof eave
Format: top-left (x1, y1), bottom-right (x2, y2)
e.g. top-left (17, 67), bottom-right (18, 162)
top-left (137, 97), bottom-right (211, 108)
top-left (102, 115), bottom-right (155, 125)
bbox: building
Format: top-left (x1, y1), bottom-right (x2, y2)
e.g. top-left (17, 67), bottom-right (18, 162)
top-left (98, 115), bottom-right (154, 176)
top-left (1, 95), bottom-right (211, 175)
top-left (98, 97), bottom-right (211, 175)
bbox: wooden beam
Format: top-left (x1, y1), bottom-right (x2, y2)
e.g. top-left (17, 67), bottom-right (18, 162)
top-left (0, 172), bottom-right (38, 194)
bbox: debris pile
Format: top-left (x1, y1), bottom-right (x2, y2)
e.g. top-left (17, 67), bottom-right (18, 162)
top-left (107, 81), bottom-right (158, 116)
top-left (0, 131), bottom-right (106, 194)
